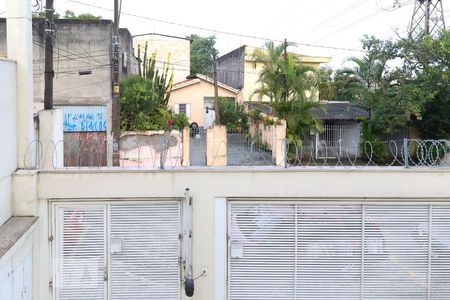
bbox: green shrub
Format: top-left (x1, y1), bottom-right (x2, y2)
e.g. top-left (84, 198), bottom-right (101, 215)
top-left (120, 75), bottom-right (188, 131)
top-left (218, 97), bottom-right (248, 130)
top-left (360, 121), bottom-right (389, 162)
top-left (248, 109), bottom-right (263, 122)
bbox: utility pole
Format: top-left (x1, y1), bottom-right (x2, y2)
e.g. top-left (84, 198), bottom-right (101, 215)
top-left (409, 0), bottom-right (446, 39)
top-left (44, 0), bottom-right (54, 110)
top-left (213, 50), bottom-right (220, 125)
top-left (112, 0), bottom-right (121, 165)
top-left (283, 38), bottom-right (288, 102)
top-left (283, 38), bottom-right (288, 62)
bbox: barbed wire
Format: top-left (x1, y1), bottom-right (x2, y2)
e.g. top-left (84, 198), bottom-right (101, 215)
top-left (22, 132), bottom-right (450, 170)
top-left (284, 138), bottom-right (450, 168)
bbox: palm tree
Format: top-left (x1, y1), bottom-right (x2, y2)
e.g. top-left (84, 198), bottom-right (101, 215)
top-left (251, 42), bottom-right (319, 102)
top-left (339, 56), bottom-right (385, 90)
top-left (250, 41), bottom-right (323, 140)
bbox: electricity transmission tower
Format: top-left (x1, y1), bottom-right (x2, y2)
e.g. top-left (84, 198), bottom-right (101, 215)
top-left (409, 0), bottom-right (446, 39)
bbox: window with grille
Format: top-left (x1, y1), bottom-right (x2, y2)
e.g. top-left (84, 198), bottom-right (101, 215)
top-left (178, 104), bottom-right (187, 115)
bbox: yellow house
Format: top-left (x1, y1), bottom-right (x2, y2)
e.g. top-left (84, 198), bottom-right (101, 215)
top-left (169, 74), bottom-right (242, 128)
top-left (216, 45), bottom-right (331, 103)
top-left (133, 33), bottom-right (191, 84)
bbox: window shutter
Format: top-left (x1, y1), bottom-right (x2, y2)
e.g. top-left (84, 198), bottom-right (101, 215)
top-left (296, 205), bottom-right (362, 299)
top-left (363, 205), bottom-right (428, 298)
top-left (229, 203), bottom-right (450, 300)
top-left (430, 206), bottom-right (450, 298)
top-left (229, 204), bottom-right (296, 300)
top-left (109, 203), bottom-right (181, 300)
top-left (174, 104), bottom-right (179, 114)
top-left (56, 206), bottom-right (106, 300)
top-left (186, 104), bottom-right (191, 117)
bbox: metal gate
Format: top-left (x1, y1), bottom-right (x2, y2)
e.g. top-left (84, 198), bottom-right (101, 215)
top-left (228, 202), bottom-right (450, 300)
top-left (53, 201), bottom-right (181, 300)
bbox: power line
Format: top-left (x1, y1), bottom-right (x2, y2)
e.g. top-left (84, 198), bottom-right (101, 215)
top-left (313, 1), bottom-right (414, 43)
top-left (32, 39), bottom-right (110, 68)
top-left (300, 0), bottom-right (368, 39)
top-left (313, 10), bottom-right (384, 43)
top-left (68, 0), bottom-right (366, 53)
top-left (53, 79), bottom-right (110, 92)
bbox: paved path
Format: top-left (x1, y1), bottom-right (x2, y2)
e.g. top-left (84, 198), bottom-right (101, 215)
top-left (189, 130), bottom-right (273, 167)
top-left (227, 133), bottom-right (272, 166)
top-left (189, 127), bottom-right (206, 166)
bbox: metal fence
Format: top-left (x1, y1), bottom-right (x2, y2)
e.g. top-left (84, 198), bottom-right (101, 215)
top-left (317, 124), bottom-right (361, 159)
top-left (227, 129), bottom-right (272, 166)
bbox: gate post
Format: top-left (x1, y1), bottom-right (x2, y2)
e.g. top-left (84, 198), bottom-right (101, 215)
top-left (207, 125), bottom-right (227, 167)
top-left (403, 138), bottom-right (410, 168)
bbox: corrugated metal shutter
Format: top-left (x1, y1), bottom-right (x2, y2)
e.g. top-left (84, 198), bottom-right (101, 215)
top-left (363, 205), bottom-right (428, 299)
top-left (109, 203), bottom-right (181, 300)
top-left (56, 206), bottom-right (106, 300)
top-left (229, 203), bottom-right (450, 300)
top-left (296, 205), bottom-right (362, 299)
top-left (430, 206), bottom-right (450, 299)
top-left (229, 204), bottom-right (296, 300)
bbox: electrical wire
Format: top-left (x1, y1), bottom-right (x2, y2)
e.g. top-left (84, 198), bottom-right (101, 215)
top-left (313, 10), bottom-right (384, 43)
top-left (312, 0), bottom-right (414, 44)
top-left (300, 0), bottom-right (369, 39)
top-left (53, 79), bottom-right (110, 93)
top-left (67, 0), bottom-right (366, 53)
top-left (32, 39), bottom-right (110, 68)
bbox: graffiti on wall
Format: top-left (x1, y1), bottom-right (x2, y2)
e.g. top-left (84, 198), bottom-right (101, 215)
top-left (60, 106), bottom-right (107, 132)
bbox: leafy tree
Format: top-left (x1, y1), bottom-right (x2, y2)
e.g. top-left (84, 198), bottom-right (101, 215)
top-left (330, 33), bottom-right (448, 136)
top-left (32, 10), bottom-right (100, 20)
top-left (318, 68), bottom-right (336, 100)
top-left (188, 35), bottom-right (217, 76)
top-left (64, 10), bottom-right (101, 20)
top-left (404, 30), bottom-right (450, 139)
top-left (32, 11), bottom-right (60, 19)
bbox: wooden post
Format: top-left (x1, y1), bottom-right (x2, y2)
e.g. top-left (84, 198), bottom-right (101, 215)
top-left (213, 50), bottom-right (220, 125)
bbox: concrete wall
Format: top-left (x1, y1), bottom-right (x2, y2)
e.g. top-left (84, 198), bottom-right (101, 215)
top-left (169, 79), bottom-right (238, 127)
top-left (0, 220), bottom-right (38, 300)
top-left (249, 119), bottom-right (287, 165)
top-left (120, 130), bottom-right (185, 168)
top-left (133, 34), bottom-right (191, 84)
top-left (0, 60), bottom-right (17, 225)
top-left (119, 28), bottom-right (139, 77)
top-left (0, 19), bottom-right (136, 143)
top-left (216, 46), bottom-right (245, 90)
top-left (34, 168), bottom-right (450, 300)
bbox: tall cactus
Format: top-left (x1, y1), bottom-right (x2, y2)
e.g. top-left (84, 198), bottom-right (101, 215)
top-left (138, 42), bottom-right (174, 107)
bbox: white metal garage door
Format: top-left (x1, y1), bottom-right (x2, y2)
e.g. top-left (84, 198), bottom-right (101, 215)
top-left (229, 203), bottom-right (450, 300)
top-left (54, 202), bottom-right (181, 300)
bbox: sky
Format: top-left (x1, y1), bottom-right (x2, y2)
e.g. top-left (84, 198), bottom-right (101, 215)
top-left (1, 0), bottom-right (449, 69)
